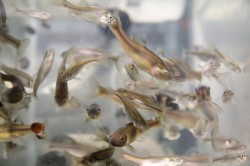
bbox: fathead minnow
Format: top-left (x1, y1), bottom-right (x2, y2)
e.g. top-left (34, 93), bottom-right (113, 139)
top-left (109, 16), bottom-right (172, 81)
top-left (170, 58), bottom-right (202, 81)
top-left (161, 57), bottom-right (187, 81)
top-left (123, 153), bottom-right (183, 166)
top-left (222, 89), bottom-right (234, 103)
top-left (195, 85), bottom-right (221, 124)
top-left (204, 136), bottom-right (245, 152)
top-left (0, 122), bottom-right (45, 142)
top-left (124, 63), bottom-right (140, 82)
top-left (94, 80), bottom-right (148, 130)
top-left (117, 88), bottom-right (162, 113)
top-left (0, 0), bottom-right (7, 32)
top-left (61, 57), bottom-right (99, 82)
top-left (109, 116), bottom-right (161, 147)
top-left (33, 49), bottom-right (55, 98)
top-left (214, 47), bottom-right (241, 73)
top-left (62, 0), bottom-right (116, 26)
top-left (0, 72), bottom-right (26, 104)
top-left (0, 62), bottom-right (33, 88)
top-left (55, 53), bottom-right (69, 106)
top-left (16, 8), bottom-right (52, 20)
top-left (86, 103), bottom-right (101, 120)
top-left (213, 154), bottom-right (247, 164)
top-left (202, 59), bottom-right (221, 76)
top-left (81, 145), bottom-right (115, 165)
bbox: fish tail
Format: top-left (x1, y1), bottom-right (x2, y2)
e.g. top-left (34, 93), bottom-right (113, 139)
top-left (88, 77), bottom-right (104, 98)
top-left (123, 153), bottom-right (143, 165)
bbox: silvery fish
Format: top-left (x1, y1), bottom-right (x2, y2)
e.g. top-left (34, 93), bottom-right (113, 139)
top-left (33, 49), bottom-right (55, 98)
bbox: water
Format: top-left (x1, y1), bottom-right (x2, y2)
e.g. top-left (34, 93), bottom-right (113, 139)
top-left (1, 0), bottom-right (250, 165)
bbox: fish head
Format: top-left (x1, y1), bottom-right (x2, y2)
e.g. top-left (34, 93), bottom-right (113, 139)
top-left (124, 63), bottom-right (136, 72)
top-left (109, 128), bottom-right (127, 147)
top-left (195, 85), bottom-right (211, 102)
top-left (99, 11), bottom-right (117, 26)
top-left (152, 67), bottom-right (172, 80)
top-left (236, 154), bottom-right (247, 164)
top-left (87, 103), bottom-right (101, 119)
top-left (31, 123), bottom-right (46, 139)
top-left (207, 59), bottom-right (220, 70)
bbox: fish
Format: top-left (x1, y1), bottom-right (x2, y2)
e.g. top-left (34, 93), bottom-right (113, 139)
top-left (162, 124), bottom-right (181, 140)
top-left (170, 58), bottom-right (202, 81)
top-left (109, 14), bottom-right (172, 81)
top-left (16, 8), bottom-right (52, 20)
top-left (123, 153), bottom-right (183, 166)
top-left (195, 85), bottom-right (221, 123)
top-left (204, 136), bottom-right (246, 153)
top-left (192, 117), bottom-right (208, 138)
top-left (0, 122), bottom-right (45, 142)
top-left (0, 62), bottom-right (33, 88)
top-left (86, 103), bottom-right (101, 120)
top-left (55, 53), bottom-right (69, 106)
top-left (202, 59), bottom-right (221, 76)
top-left (0, 0), bottom-right (8, 32)
top-left (33, 49), bottom-right (55, 98)
top-left (0, 31), bottom-right (29, 55)
top-left (185, 49), bottom-right (219, 61)
top-left (109, 116), bottom-right (161, 147)
top-left (161, 57), bottom-right (187, 81)
top-left (186, 48), bottom-right (241, 73)
top-left (212, 154), bottom-right (247, 164)
top-left (61, 57), bottom-right (99, 82)
top-left (117, 88), bottom-right (162, 113)
top-left (62, 0), bottom-right (116, 26)
top-left (0, 72), bottom-right (26, 104)
top-left (81, 145), bottom-right (115, 165)
top-left (214, 47), bottom-right (241, 73)
top-left (93, 80), bottom-right (148, 130)
top-left (124, 63), bottom-right (140, 82)
top-left (222, 89), bottom-right (234, 103)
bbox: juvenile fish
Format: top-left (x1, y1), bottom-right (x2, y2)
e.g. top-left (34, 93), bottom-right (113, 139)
top-left (81, 145), bottom-right (115, 165)
top-left (55, 54), bottom-right (69, 106)
top-left (94, 81), bottom-right (148, 130)
top-left (222, 90), bottom-right (234, 103)
top-left (109, 116), bottom-right (161, 147)
top-left (16, 8), bottom-right (52, 20)
top-left (0, 62), bottom-right (33, 87)
top-left (171, 58), bottom-right (202, 81)
top-left (0, 0), bottom-right (7, 32)
top-left (33, 49), bottom-right (55, 98)
top-left (123, 153), bottom-right (183, 166)
top-left (86, 103), bottom-right (101, 120)
top-left (61, 57), bottom-right (99, 82)
top-left (124, 63), bottom-right (140, 82)
top-left (117, 88), bottom-right (162, 113)
top-left (109, 15), bottom-right (172, 80)
top-left (213, 154), bottom-right (247, 164)
top-left (214, 47), bottom-right (241, 73)
top-left (62, 0), bottom-right (116, 26)
top-left (0, 122), bottom-right (45, 142)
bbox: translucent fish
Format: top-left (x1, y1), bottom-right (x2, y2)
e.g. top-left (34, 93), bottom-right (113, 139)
top-left (222, 89), bottom-right (234, 103)
top-left (16, 8), bottom-right (52, 20)
top-left (124, 63), bottom-right (140, 82)
top-left (54, 53), bottom-right (69, 106)
top-left (109, 116), bottom-right (161, 147)
top-left (0, 62), bottom-right (33, 88)
top-left (33, 49), bottom-right (55, 98)
top-left (123, 153), bottom-right (183, 166)
top-left (62, 0), bottom-right (116, 26)
top-left (109, 13), bottom-right (172, 81)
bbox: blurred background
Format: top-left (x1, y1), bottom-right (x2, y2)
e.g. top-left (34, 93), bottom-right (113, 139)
top-left (1, 0), bottom-right (250, 165)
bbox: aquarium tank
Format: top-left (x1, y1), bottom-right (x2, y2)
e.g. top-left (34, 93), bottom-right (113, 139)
top-left (0, 0), bottom-right (250, 166)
